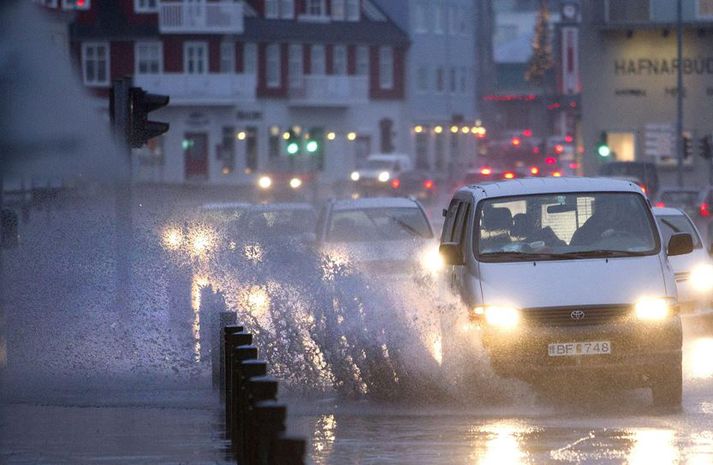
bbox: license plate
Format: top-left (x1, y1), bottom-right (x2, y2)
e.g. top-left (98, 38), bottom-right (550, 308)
top-left (548, 341), bottom-right (612, 357)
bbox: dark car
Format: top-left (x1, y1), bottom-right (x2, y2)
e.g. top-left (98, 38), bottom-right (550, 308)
top-left (598, 161), bottom-right (660, 197)
top-left (388, 170), bottom-right (438, 200)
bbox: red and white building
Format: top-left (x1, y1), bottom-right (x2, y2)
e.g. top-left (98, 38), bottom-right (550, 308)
top-left (56, 0), bottom-right (410, 184)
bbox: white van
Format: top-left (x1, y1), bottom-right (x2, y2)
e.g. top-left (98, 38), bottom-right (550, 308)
top-left (439, 177), bottom-right (692, 407)
top-left (350, 154), bottom-right (413, 193)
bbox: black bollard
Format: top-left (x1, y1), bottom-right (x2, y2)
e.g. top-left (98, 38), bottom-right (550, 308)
top-left (252, 401), bottom-right (287, 465)
top-left (224, 330), bottom-right (250, 430)
top-left (271, 436), bottom-right (307, 465)
top-left (234, 360), bottom-right (268, 463)
top-left (222, 325), bottom-right (244, 402)
top-left (214, 311), bottom-right (237, 391)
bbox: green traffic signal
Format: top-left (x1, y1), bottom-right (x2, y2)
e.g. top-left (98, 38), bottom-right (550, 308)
top-left (597, 143), bottom-right (611, 158)
top-left (287, 141), bottom-right (300, 155)
top-left (305, 140), bottom-right (319, 153)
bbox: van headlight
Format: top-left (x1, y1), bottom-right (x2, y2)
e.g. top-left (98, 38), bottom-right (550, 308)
top-left (474, 305), bottom-right (521, 330)
top-left (258, 175), bottom-right (272, 189)
top-left (378, 171), bottom-right (390, 183)
top-left (419, 246), bottom-right (444, 273)
top-left (634, 297), bottom-right (673, 321)
top-left (690, 264), bottom-right (713, 293)
top-left (350, 171), bottom-right (360, 181)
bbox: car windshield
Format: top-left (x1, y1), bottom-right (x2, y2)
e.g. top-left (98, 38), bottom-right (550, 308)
top-left (655, 214), bottom-right (702, 249)
top-left (364, 160), bottom-right (395, 170)
top-left (327, 207), bottom-right (432, 242)
top-left (475, 192), bottom-right (659, 262)
top-left (660, 191), bottom-right (699, 206)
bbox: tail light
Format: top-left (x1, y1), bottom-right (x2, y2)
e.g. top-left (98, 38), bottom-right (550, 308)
top-left (423, 179), bottom-right (434, 190)
top-left (545, 157), bottom-right (556, 165)
top-left (700, 202), bottom-right (710, 217)
top-left (552, 171), bottom-right (562, 177)
top-left (503, 171), bottom-right (515, 180)
top-left (390, 178), bottom-right (401, 189)
top-left (480, 167), bottom-right (492, 176)
top-left (655, 201), bottom-right (665, 208)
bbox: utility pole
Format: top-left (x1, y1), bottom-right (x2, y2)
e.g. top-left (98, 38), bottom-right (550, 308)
top-left (676, 0), bottom-right (684, 187)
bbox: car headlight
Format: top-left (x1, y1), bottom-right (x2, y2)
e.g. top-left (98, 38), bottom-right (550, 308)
top-left (634, 297), bottom-right (672, 321)
top-left (474, 305), bottom-right (521, 330)
top-left (378, 171), bottom-right (390, 183)
top-left (162, 227), bottom-right (184, 250)
top-left (690, 264), bottom-right (713, 293)
top-left (258, 175), bottom-right (272, 189)
top-left (419, 246), bottom-right (444, 273)
top-left (289, 177), bottom-right (303, 189)
top-left (350, 171), bottom-right (360, 181)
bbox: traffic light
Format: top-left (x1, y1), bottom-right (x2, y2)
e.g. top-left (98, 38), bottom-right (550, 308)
top-left (285, 130), bottom-right (300, 155)
top-left (110, 79), bottom-right (170, 148)
top-left (596, 132), bottom-right (611, 158)
top-left (128, 88), bottom-right (170, 148)
top-left (683, 134), bottom-right (693, 159)
top-left (307, 128), bottom-right (325, 169)
top-left (700, 135), bottom-right (713, 160)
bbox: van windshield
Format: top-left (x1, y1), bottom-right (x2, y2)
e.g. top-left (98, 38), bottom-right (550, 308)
top-left (475, 192), bottom-right (659, 262)
top-left (364, 159), bottom-right (395, 170)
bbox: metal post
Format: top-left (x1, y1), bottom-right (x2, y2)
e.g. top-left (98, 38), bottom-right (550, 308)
top-left (221, 324), bottom-right (244, 401)
top-left (676, 0), bottom-right (684, 187)
top-left (0, 165), bottom-right (5, 376)
top-left (214, 310), bottom-right (236, 390)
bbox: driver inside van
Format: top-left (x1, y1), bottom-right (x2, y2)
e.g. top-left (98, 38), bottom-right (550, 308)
top-left (570, 196), bottom-right (645, 247)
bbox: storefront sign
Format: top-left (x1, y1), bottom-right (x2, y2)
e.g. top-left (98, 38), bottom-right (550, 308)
top-left (615, 57), bottom-right (713, 76)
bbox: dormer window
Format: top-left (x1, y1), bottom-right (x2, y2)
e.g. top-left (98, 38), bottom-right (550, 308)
top-left (134, 0), bottom-right (158, 13)
top-left (266, 0), bottom-right (294, 19)
top-left (306, 0), bottom-right (325, 17)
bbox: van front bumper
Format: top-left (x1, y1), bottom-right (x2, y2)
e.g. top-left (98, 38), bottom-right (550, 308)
top-left (482, 317), bottom-right (682, 386)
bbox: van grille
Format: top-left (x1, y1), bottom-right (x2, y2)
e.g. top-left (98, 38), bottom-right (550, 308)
top-left (521, 305), bottom-right (632, 327)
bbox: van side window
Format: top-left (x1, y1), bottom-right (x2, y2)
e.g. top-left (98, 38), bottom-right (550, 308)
top-left (441, 200), bottom-right (461, 242)
top-left (452, 202), bottom-right (470, 245)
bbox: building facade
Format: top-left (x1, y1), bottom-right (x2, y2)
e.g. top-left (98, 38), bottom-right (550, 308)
top-left (374, 0), bottom-right (481, 178)
top-left (66, 0), bottom-right (409, 185)
top-left (580, 0), bottom-right (713, 185)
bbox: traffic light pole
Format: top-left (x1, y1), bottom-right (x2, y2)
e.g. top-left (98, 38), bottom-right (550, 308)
top-left (676, 0), bottom-right (684, 187)
top-left (111, 78), bottom-right (133, 314)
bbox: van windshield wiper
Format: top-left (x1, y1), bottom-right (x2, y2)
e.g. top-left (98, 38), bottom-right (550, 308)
top-left (479, 251), bottom-right (564, 260)
top-left (556, 249), bottom-right (646, 258)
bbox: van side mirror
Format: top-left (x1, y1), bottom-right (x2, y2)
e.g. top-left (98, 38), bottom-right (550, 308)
top-left (667, 233), bottom-right (693, 256)
top-left (439, 242), bottom-right (464, 266)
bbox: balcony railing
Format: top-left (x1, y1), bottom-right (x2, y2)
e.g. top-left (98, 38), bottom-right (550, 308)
top-left (134, 73), bottom-right (256, 105)
top-left (158, 1), bottom-right (243, 34)
top-left (289, 75), bottom-right (369, 106)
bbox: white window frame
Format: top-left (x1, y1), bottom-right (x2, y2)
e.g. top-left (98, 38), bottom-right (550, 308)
top-left (306, 0), bottom-right (326, 17)
top-left (346, 0), bottom-right (360, 21)
top-left (266, 44), bottom-right (282, 88)
top-left (244, 43), bottom-right (257, 74)
top-left (62, 0), bottom-right (90, 10)
top-left (310, 44), bottom-right (326, 75)
top-left (265, 0), bottom-right (279, 18)
top-left (220, 42), bottom-right (235, 73)
top-left (135, 41), bottom-right (162, 75)
top-left (414, 3), bottom-right (427, 33)
top-left (332, 0), bottom-right (345, 20)
top-left (81, 41), bottom-right (109, 86)
top-left (288, 44), bottom-right (303, 88)
top-left (281, 0), bottom-right (294, 18)
top-left (433, 4), bottom-right (443, 34)
top-left (184, 41), bottom-right (208, 75)
top-left (379, 46), bottom-right (393, 90)
top-left (333, 45), bottom-right (347, 75)
top-left (134, 0), bottom-right (158, 13)
top-left (355, 45), bottom-right (369, 76)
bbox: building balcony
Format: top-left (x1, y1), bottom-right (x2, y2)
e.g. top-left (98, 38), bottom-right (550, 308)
top-left (134, 73), bottom-right (256, 105)
top-left (289, 75), bottom-right (369, 106)
top-left (158, 1), bottom-right (243, 34)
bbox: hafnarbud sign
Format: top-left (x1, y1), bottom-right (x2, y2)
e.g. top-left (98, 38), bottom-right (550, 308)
top-left (615, 57), bottom-right (713, 76)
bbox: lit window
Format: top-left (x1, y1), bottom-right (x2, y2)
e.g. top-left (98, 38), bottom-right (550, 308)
top-left (333, 45), bottom-right (347, 75)
top-left (355, 45), bottom-right (369, 76)
top-left (379, 46), bottom-right (394, 90)
top-left (135, 42), bottom-right (162, 74)
top-left (134, 0), bottom-right (157, 13)
top-left (62, 0), bottom-right (90, 10)
top-left (81, 42), bottom-right (109, 86)
top-left (266, 44), bottom-right (281, 88)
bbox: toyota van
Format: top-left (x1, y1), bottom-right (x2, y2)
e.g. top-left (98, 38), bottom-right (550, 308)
top-left (439, 178), bottom-right (692, 407)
